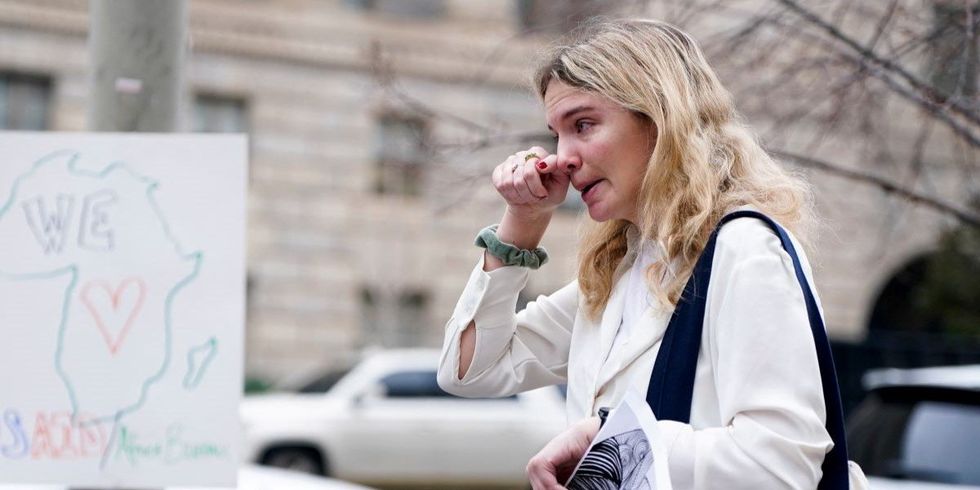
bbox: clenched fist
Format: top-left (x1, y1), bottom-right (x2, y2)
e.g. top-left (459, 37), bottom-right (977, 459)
top-left (492, 146), bottom-right (570, 219)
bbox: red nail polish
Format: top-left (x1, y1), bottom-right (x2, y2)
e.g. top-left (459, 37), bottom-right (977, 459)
top-left (536, 162), bottom-right (547, 170)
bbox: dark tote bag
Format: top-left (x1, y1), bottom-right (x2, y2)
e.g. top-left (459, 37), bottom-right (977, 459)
top-left (644, 210), bottom-right (860, 489)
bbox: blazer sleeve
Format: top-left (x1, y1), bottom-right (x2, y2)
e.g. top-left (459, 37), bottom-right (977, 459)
top-left (437, 254), bottom-right (579, 398)
top-left (657, 219), bottom-right (834, 489)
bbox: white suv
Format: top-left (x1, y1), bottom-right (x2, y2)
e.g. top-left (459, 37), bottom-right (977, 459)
top-left (848, 364), bottom-right (980, 489)
top-left (241, 348), bottom-right (567, 487)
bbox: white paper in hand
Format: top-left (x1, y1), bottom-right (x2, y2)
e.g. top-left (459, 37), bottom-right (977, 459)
top-left (565, 390), bottom-right (672, 489)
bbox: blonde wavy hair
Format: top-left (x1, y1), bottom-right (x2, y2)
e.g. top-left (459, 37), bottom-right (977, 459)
top-left (534, 18), bottom-right (815, 318)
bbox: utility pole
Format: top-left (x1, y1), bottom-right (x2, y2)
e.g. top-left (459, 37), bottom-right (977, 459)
top-left (87, 0), bottom-right (187, 132)
top-left (82, 3), bottom-right (187, 489)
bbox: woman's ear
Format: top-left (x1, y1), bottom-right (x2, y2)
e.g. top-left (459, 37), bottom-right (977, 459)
top-left (633, 112), bottom-right (658, 147)
top-left (630, 111), bottom-right (658, 156)
top-left (647, 121), bottom-right (659, 155)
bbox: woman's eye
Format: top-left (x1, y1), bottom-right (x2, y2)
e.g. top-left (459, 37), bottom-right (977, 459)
top-left (575, 120), bottom-right (593, 132)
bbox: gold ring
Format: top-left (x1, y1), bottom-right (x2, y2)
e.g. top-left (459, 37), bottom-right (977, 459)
top-left (523, 153), bottom-right (539, 162)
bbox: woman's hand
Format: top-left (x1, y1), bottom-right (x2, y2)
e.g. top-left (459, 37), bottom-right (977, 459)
top-left (492, 146), bottom-right (570, 221)
top-left (526, 416), bottom-right (601, 490)
top-left (481, 146), bottom-right (568, 271)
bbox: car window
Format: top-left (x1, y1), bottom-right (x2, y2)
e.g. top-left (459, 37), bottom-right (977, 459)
top-left (295, 369), bottom-right (349, 394)
top-left (901, 401), bottom-right (980, 484)
top-left (848, 389), bottom-right (980, 485)
top-left (379, 370), bottom-right (517, 400)
top-left (381, 371), bottom-right (452, 398)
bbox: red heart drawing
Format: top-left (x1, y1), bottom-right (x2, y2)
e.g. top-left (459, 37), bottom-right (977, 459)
top-left (80, 278), bottom-right (147, 355)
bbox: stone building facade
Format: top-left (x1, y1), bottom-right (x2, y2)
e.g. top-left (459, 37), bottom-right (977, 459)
top-left (0, 0), bottom-right (973, 382)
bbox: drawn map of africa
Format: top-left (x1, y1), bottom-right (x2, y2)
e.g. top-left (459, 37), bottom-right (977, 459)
top-left (0, 150), bottom-right (205, 425)
top-left (0, 133), bottom-right (242, 487)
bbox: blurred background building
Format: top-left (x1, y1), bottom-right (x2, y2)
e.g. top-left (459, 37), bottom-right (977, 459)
top-left (0, 0), bottom-right (977, 413)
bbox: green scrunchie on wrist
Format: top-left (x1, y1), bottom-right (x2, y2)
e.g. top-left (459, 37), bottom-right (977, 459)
top-left (474, 224), bottom-right (549, 270)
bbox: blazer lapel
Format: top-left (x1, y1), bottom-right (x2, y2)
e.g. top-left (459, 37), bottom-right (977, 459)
top-left (566, 276), bottom-right (626, 419)
top-left (595, 235), bottom-right (672, 391)
top-left (595, 302), bottom-right (671, 389)
top-left (592, 271), bottom-right (623, 363)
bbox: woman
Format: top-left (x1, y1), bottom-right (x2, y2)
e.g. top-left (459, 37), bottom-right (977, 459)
top-left (436, 18), bottom-right (836, 489)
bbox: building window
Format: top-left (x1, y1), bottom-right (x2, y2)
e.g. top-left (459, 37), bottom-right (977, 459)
top-left (0, 72), bottom-right (52, 130)
top-left (346, 0), bottom-right (445, 19)
top-left (360, 287), bottom-right (380, 344)
top-left (360, 287), bottom-right (431, 347)
top-left (515, 0), bottom-right (612, 34)
top-left (374, 114), bottom-right (429, 196)
top-left (397, 289), bottom-right (429, 345)
top-left (930, 2), bottom-right (979, 99)
top-left (193, 94), bottom-right (248, 133)
top-left (245, 273), bottom-right (256, 314)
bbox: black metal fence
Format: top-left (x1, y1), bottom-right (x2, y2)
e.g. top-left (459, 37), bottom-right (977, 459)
top-left (832, 331), bottom-right (980, 417)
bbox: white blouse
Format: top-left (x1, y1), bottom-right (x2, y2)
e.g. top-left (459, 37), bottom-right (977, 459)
top-left (437, 216), bottom-right (834, 489)
top-left (614, 239), bottom-right (659, 362)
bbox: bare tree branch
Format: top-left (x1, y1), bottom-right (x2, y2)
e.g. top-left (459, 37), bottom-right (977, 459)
top-left (366, 1), bottom-right (980, 229)
top-left (368, 40), bottom-right (494, 135)
top-left (772, 149), bottom-right (980, 227)
top-left (851, 52), bottom-right (980, 148)
top-left (865, 0), bottom-right (900, 50)
top-left (740, 3), bottom-right (980, 149)
top-left (777, 0), bottom-right (980, 126)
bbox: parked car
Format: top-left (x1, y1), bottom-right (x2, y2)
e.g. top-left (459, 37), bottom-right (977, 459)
top-left (847, 364), bottom-right (980, 489)
top-left (240, 348), bottom-right (567, 487)
top-left (0, 464), bottom-right (376, 490)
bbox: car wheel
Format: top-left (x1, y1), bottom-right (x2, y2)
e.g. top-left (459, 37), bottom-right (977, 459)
top-left (261, 446), bottom-right (326, 475)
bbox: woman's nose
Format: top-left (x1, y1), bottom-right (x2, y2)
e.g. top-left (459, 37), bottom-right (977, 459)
top-left (557, 154), bottom-right (581, 174)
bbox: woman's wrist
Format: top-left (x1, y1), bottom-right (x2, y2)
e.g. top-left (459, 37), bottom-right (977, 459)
top-left (498, 205), bottom-right (553, 249)
top-left (504, 202), bottom-right (556, 222)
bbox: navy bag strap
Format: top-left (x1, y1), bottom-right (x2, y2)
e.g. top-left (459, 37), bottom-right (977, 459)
top-left (645, 210), bottom-right (849, 489)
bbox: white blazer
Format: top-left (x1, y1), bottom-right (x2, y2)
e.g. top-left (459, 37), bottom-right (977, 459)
top-left (437, 216), bottom-right (834, 489)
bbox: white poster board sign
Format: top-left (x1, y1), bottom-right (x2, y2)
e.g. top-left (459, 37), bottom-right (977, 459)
top-left (0, 132), bottom-right (246, 488)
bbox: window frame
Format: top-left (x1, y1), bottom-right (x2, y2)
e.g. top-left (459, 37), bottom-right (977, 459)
top-left (0, 71), bottom-right (53, 131)
top-left (373, 112), bottom-right (431, 197)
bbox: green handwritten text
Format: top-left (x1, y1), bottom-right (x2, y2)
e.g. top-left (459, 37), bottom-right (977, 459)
top-left (115, 424), bottom-right (227, 467)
